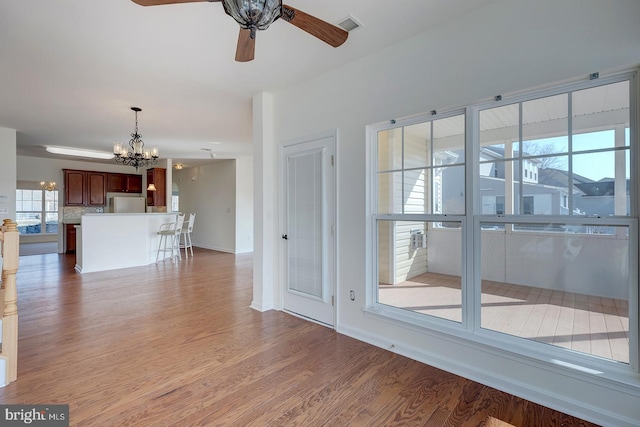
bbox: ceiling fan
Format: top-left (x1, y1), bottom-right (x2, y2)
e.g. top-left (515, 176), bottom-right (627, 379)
top-left (131, 0), bottom-right (349, 62)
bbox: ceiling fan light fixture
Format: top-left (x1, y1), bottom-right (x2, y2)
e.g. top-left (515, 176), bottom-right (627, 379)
top-left (222, 0), bottom-right (282, 37)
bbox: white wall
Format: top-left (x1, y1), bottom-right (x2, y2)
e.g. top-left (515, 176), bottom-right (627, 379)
top-left (235, 157), bottom-right (253, 253)
top-left (252, 92), bottom-right (276, 312)
top-left (262, 1), bottom-right (640, 425)
top-left (0, 128), bottom-right (17, 221)
top-left (173, 161), bottom-right (236, 253)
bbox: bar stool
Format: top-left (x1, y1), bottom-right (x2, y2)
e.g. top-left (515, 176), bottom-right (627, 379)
top-left (156, 213), bottom-right (185, 263)
top-left (180, 213), bottom-right (196, 258)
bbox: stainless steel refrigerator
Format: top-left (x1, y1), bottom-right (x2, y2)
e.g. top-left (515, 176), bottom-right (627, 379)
top-left (111, 196), bottom-right (146, 213)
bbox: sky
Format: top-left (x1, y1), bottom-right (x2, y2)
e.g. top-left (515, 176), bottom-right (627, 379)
top-left (523, 129), bottom-right (630, 182)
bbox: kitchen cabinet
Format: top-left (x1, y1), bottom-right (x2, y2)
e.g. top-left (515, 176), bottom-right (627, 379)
top-left (127, 174), bottom-right (143, 193)
top-left (146, 168), bottom-right (166, 207)
top-left (65, 170), bottom-right (85, 205)
top-left (87, 172), bottom-right (107, 205)
top-left (107, 173), bottom-right (143, 193)
top-left (65, 224), bottom-right (76, 254)
top-left (63, 169), bottom-right (107, 206)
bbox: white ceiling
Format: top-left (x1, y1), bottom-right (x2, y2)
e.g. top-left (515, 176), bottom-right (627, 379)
top-left (1, 0), bottom-right (497, 168)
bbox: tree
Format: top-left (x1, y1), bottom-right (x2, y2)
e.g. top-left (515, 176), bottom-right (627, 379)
top-left (524, 141), bottom-right (567, 170)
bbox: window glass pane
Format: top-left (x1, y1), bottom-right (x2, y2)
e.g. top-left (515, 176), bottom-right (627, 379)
top-left (433, 114), bottom-right (465, 166)
top-left (480, 159), bottom-right (518, 215)
top-left (522, 94), bottom-right (568, 156)
top-left (573, 150), bottom-right (630, 216)
top-left (574, 129), bottom-right (617, 151)
top-left (378, 128), bottom-right (403, 171)
top-left (16, 213), bottom-right (41, 234)
top-left (480, 222), bottom-right (630, 364)
top-left (402, 166), bottom-right (465, 215)
top-left (404, 169), bottom-right (428, 214)
top-left (404, 122), bottom-right (430, 169)
top-left (378, 220), bottom-right (462, 323)
top-left (523, 155), bottom-right (569, 215)
top-left (438, 165), bottom-right (465, 214)
top-left (45, 213), bottom-right (58, 234)
top-left (573, 81), bottom-right (629, 149)
top-left (479, 103), bottom-right (519, 161)
top-left (44, 190), bottom-right (58, 212)
top-left (378, 171), bottom-right (402, 214)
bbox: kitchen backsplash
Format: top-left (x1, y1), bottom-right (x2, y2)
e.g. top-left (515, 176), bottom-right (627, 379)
top-left (63, 206), bottom-right (104, 219)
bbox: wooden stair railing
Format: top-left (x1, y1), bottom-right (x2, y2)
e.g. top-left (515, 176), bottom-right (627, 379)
top-left (0, 219), bottom-right (19, 385)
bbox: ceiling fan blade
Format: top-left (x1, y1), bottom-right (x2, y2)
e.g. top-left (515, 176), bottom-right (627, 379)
top-left (235, 28), bottom-right (255, 62)
top-left (282, 5), bottom-right (348, 48)
top-left (131, 0), bottom-right (220, 6)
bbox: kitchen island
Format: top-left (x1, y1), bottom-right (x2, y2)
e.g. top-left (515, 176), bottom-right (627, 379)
top-left (75, 212), bottom-right (177, 273)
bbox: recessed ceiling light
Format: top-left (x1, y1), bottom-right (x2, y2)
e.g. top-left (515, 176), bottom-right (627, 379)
top-left (46, 146), bottom-right (115, 160)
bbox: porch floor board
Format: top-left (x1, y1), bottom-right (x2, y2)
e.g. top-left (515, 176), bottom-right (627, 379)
top-left (380, 272), bottom-right (629, 364)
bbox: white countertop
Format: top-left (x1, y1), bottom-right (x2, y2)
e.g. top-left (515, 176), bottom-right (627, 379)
top-left (82, 212), bottom-right (174, 216)
top-left (64, 212), bottom-right (175, 224)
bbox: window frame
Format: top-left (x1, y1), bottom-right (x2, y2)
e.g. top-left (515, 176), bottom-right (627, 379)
top-left (16, 187), bottom-right (59, 235)
top-left (365, 69), bottom-right (639, 376)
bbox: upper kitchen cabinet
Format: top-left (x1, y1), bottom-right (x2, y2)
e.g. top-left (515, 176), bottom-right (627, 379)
top-left (63, 169), bottom-right (107, 206)
top-left (65, 170), bottom-right (85, 205)
top-left (146, 168), bottom-right (166, 207)
top-left (127, 174), bottom-right (143, 193)
top-left (87, 172), bottom-right (107, 205)
top-left (107, 173), bottom-right (143, 193)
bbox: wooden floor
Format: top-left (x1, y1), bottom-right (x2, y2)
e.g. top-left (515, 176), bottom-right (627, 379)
top-left (379, 272), bottom-right (629, 364)
top-left (0, 250), bottom-right (599, 426)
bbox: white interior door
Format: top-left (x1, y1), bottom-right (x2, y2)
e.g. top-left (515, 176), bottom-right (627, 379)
top-left (282, 134), bottom-right (335, 326)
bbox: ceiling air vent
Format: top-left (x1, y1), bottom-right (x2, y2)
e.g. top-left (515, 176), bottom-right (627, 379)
top-left (338, 15), bottom-right (362, 32)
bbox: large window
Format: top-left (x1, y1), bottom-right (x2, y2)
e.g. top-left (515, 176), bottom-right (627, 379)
top-left (16, 189), bottom-right (59, 235)
top-left (369, 73), bottom-right (637, 370)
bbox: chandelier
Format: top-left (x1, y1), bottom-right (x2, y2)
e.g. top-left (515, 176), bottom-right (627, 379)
top-left (222, 0), bottom-right (283, 39)
top-left (113, 107), bottom-right (159, 171)
top-left (40, 181), bottom-right (56, 191)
